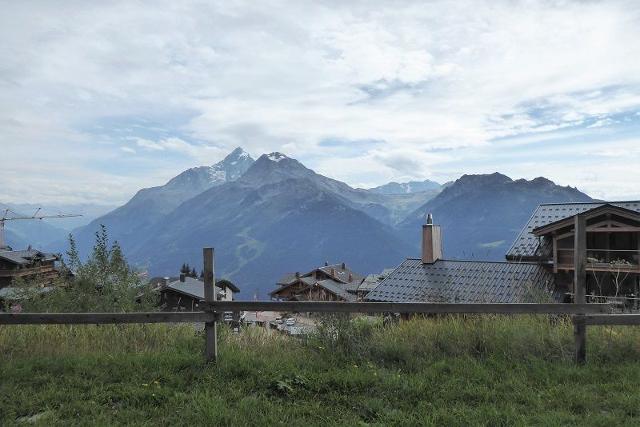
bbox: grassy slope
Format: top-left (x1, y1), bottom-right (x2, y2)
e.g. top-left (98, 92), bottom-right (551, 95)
top-left (1, 317), bottom-right (640, 426)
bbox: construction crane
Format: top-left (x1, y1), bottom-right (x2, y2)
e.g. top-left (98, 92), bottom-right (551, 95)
top-left (0, 207), bottom-right (82, 250)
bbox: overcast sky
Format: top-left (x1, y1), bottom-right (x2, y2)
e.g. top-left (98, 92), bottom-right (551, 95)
top-left (2, 0), bottom-right (640, 205)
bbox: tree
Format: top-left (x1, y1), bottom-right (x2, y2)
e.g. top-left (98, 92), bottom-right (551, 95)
top-left (17, 225), bottom-right (157, 312)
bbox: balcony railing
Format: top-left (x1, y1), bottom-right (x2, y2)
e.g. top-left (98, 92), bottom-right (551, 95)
top-left (556, 249), bottom-right (640, 271)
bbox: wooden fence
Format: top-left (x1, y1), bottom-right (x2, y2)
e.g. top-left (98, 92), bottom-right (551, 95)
top-left (1, 241), bottom-right (639, 364)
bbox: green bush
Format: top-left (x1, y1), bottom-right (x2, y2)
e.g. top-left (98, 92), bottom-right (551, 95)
top-left (13, 225), bottom-right (157, 313)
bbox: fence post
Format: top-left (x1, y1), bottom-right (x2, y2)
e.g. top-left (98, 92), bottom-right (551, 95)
top-left (203, 247), bottom-right (218, 363)
top-left (574, 214), bottom-right (587, 364)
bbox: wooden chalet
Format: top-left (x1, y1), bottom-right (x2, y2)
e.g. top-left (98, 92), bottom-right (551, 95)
top-left (271, 263), bottom-right (367, 302)
top-left (367, 202), bottom-right (640, 309)
top-left (0, 248), bottom-right (59, 288)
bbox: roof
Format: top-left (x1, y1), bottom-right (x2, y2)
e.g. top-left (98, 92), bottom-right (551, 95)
top-left (0, 249), bottom-right (58, 266)
top-left (216, 279), bottom-right (240, 293)
top-left (276, 273), bottom-right (299, 286)
top-left (270, 276), bottom-right (359, 301)
top-left (506, 201), bottom-right (640, 260)
top-left (360, 268), bottom-right (395, 292)
top-left (163, 277), bottom-right (239, 300)
top-left (316, 263), bottom-right (364, 284)
top-left (315, 279), bottom-right (357, 302)
top-left (365, 259), bottom-right (555, 303)
top-left (532, 203), bottom-right (640, 236)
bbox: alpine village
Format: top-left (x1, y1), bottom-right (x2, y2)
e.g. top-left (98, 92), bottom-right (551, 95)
top-left (2, 148), bottom-right (639, 334)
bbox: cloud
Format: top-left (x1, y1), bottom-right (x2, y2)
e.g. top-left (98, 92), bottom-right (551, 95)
top-left (1, 0), bottom-right (640, 203)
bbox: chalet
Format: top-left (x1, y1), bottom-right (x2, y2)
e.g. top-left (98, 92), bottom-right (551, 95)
top-left (159, 274), bottom-right (240, 311)
top-left (367, 202), bottom-right (640, 307)
top-left (271, 263), bottom-right (367, 302)
top-left (508, 202), bottom-right (640, 306)
top-left (0, 248), bottom-right (59, 288)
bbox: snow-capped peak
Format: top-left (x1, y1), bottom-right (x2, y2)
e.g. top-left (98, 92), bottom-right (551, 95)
top-left (266, 152), bottom-right (288, 162)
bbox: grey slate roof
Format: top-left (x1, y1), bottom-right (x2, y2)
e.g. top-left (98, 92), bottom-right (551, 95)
top-left (360, 269), bottom-right (394, 292)
top-left (165, 277), bottom-right (205, 300)
top-left (164, 277), bottom-right (238, 300)
top-left (317, 264), bottom-right (364, 284)
top-left (276, 273), bottom-right (298, 286)
top-left (506, 201), bottom-right (640, 260)
top-left (0, 249), bottom-right (58, 266)
top-left (365, 259), bottom-right (555, 303)
top-left (315, 279), bottom-right (357, 302)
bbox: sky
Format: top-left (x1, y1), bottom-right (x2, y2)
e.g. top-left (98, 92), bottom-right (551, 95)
top-left (1, 0), bottom-right (640, 205)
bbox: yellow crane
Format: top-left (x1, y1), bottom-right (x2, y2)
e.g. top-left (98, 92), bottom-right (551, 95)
top-left (0, 208), bottom-right (82, 250)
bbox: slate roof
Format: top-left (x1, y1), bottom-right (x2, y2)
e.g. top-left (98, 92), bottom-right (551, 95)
top-left (365, 259), bottom-right (556, 303)
top-left (276, 273), bottom-right (298, 286)
top-left (360, 269), bottom-right (394, 292)
top-left (506, 201), bottom-right (640, 260)
top-left (163, 277), bottom-right (239, 300)
top-left (315, 279), bottom-right (357, 302)
top-left (0, 249), bottom-right (58, 266)
top-left (317, 264), bottom-right (364, 284)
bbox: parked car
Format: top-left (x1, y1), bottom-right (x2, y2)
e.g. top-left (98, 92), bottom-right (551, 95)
top-left (285, 318), bottom-right (296, 326)
top-left (275, 317), bottom-right (283, 324)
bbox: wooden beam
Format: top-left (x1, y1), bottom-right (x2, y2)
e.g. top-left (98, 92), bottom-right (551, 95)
top-left (203, 247), bottom-right (217, 364)
top-left (0, 312), bottom-right (214, 325)
top-left (574, 214), bottom-right (587, 364)
top-left (204, 301), bottom-right (609, 314)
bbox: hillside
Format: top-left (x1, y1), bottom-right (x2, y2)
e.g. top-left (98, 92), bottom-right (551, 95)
top-left (398, 173), bottom-right (594, 260)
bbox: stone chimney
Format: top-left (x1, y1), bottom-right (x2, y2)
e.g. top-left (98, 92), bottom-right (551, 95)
top-left (341, 262), bottom-right (346, 270)
top-left (179, 273), bottom-right (186, 282)
top-left (421, 213), bottom-right (443, 264)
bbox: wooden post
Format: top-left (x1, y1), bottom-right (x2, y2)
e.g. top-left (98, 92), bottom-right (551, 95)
top-left (574, 214), bottom-right (587, 364)
top-left (203, 247), bottom-right (218, 363)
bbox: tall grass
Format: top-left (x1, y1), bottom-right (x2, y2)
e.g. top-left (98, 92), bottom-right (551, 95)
top-left (2, 315), bottom-right (640, 363)
top-left (308, 314), bottom-right (640, 365)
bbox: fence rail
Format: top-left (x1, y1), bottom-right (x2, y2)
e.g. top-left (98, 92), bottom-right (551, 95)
top-left (205, 301), bottom-right (609, 315)
top-left (0, 312), bottom-right (214, 325)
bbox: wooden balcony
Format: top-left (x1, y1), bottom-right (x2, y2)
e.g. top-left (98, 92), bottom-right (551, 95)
top-left (0, 265), bottom-right (57, 278)
top-left (555, 249), bottom-right (640, 273)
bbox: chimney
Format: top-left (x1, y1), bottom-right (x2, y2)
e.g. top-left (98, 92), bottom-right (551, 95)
top-left (295, 272), bottom-right (300, 278)
top-left (421, 213), bottom-right (443, 264)
top-left (341, 262), bottom-right (346, 270)
top-left (179, 273), bottom-right (186, 282)
top-left (163, 277), bottom-right (170, 287)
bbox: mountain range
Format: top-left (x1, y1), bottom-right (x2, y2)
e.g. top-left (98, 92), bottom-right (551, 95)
top-left (7, 147), bottom-right (594, 298)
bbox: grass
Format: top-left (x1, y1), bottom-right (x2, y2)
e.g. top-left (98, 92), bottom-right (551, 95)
top-left (1, 315), bottom-right (640, 425)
